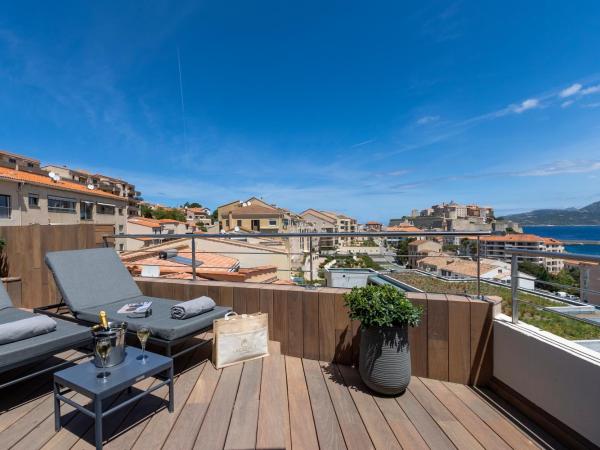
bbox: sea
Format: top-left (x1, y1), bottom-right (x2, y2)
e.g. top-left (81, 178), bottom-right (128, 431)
top-left (523, 225), bottom-right (600, 256)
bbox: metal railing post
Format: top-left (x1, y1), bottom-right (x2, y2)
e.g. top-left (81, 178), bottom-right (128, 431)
top-left (191, 237), bottom-right (197, 281)
top-left (476, 236), bottom-right (481, 299)
top-left (511, 254), bottom-right (519, 323)
top-left (309, 237), bottom-right (314, 282)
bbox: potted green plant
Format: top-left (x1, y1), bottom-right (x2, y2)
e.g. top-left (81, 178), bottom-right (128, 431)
top-left (344, 284), bottom-right (422, 395)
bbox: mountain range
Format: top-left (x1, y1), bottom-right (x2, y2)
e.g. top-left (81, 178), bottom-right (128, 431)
top-left (504, 201), bottom-right (600, 225)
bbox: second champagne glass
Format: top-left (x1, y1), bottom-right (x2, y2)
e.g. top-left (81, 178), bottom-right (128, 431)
top-left (137, 327), bottom-right (150, 363)
top-left (96, 338), bottom-right (112, 381)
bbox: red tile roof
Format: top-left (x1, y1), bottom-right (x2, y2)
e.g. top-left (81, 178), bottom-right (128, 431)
top-left (0, 166), bottom-right (123, 200)
top-left (480, 234), bottom-right (562, 245)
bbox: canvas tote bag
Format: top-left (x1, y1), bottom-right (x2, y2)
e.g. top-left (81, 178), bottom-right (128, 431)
top-left (212, 312), bottom-right (269, 369)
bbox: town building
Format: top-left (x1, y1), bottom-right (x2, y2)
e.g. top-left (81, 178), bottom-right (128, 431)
top-left (42, 164), bottom-right (142, 216)
top-left (0, 152), bottom-right (127, 233)
top-left (124, 217), bottom-right (194, 251)
top-left (299, 209), bottom-right (358, 248)
top-left (364, 221), bottom-right (383, 232)
top-left (417, 256), bottom-right (536, 289)
top-left (476, 234), bottom-right (565, 273)
top-left (184, 207), bottom-right (212, 227)
top-left (407, 239), bottom-right (443, 268)
top-left (217, 197), bottom-right (290, 233)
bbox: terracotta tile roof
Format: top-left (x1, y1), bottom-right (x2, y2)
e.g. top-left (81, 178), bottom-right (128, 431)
top-left (128, 217), bottom-right (163, 228)
top-left (480, 234), bottom-right (562, 245)
top-left (0, 166), bottom-right (123, 200)
top-left (419, 256), bottom-right (496, 278)
top-left (387, 225), bottom-right (422, 232)
top-left (157, 219), bottom-right (183, 224)
top-left (366, 221), bottom-right (382, 225)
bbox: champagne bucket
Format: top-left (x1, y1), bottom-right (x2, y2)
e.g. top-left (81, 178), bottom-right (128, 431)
top-left (92, 321), bottom-right (127, 368)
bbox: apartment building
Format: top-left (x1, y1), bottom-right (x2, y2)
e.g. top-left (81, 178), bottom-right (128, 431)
top-left (0, 154), bottom-right (127, 232)
top-left (299, 209), bottom-right (358, 248)
top-left (407, 239), bottom-right (442, 268)
top-left (217, 197), bottom-right (288, 233)
top-left (185, 207), bottom-right (212, 226)
top-left (365, 221), bottom-right (383, 232)
top-left (43, 164), bottom-right (142, 216)
top-left (124, 217), bottom-right (193, 251)
top-left (477, 234), bottom-right (565, 273)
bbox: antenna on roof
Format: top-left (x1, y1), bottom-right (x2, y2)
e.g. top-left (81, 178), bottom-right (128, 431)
top-left (247, 201), bottom-right (252, 206)
top-left (242, 202), bottom-right (247, 207)
top-left (234, 226), bottom-right (240, 232)
top-left (87, 184), bottom-right (95, 190)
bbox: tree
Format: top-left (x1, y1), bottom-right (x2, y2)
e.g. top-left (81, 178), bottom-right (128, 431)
top-left (151, 207), bottom-right (186, 222)
top-left (182, 202), bottom-right (202, 208)
top-left (395, 238), bottom-right (414, 265)
top-left (140, 204), bottom-right (153, 218)
top-left (211, 209), bottom-right (218, 221)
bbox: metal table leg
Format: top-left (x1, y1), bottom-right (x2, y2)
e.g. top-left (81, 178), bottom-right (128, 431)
top-left (94, 396), bottom-right (103, 450)
top-left (53, 381), bottom-right (61, 431)
top-left (168, 364), bottom-right (174, 412)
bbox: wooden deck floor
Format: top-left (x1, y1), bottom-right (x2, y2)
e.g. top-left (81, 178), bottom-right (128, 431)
top-left (0, 341), bottom-right (561, 450)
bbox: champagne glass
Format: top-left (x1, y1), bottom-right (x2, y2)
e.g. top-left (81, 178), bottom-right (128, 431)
top-left (96, 338), bottom-right (112, 381)
top-left (137, 327), bottom-right (150, 363)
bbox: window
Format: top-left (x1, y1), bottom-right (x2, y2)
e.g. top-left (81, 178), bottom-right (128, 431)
top-left (0, 195), bottom-right (10, 218)
top-left (80, 201), bottom-right (93, 220)
top-left (118, 208), bottom-right (123, 216)
top-left (97, 203), bottom-right (115, 215)
top-left (8, 158), bottom-right (16, 164)
top-left (27, 162), bottom-right (34, 168)
top-left (28, 194), bottom-right (39, 208)
top-left (48, 196), bottom-right (76, 213)
top-left (118, 225), bottom-right (124, 232)
top-left (237, 219), bottom-right (242, 226)
top-left (269, 219), bottom-right (277, 226)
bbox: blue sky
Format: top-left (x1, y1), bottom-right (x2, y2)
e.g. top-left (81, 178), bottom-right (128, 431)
top-left (1, 1), bottom-right (600, 222)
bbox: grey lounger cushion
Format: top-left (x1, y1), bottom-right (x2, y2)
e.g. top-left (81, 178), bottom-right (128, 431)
top-left (45, 248), bottom-right (143, 312)
top-left (171, 296), bottom-right (216, 320)
top-left (0, 308), bottom-right (91, 372)
top-left (0, 282), bottom-right (13, 310)
top-left (76, 296), bottom-right (230, 340)
top-left (0, 314), bottom-right (57, 345)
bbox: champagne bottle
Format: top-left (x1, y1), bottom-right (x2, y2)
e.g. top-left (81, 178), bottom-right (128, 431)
top-left (99, 311), bottom-right (109, 330)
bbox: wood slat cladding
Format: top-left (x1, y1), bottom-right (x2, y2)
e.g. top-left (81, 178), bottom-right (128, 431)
top-left (135, 278), bottom-right (496, 385)
top-left (0, 224), bottom-right (112, 308)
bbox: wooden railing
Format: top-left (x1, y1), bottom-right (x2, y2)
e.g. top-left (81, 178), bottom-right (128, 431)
top-left (0, 224), bottom-right (113, 308)
top-left (136, 278), bottom-right (499, 385)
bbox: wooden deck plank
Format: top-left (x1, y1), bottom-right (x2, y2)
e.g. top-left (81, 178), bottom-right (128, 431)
top-left (396, 388), bottom-right (456, 450)
top-left (0, 381), bottom-right (81, 449)
top-left (256, 353), bottom-right (291, 450)
top-left (409, 377), bottom-right (484, 449)
top-left (337, 364), bottom-right (401, 450)
top-left (285, 356), bottom-right (319, 450)
top-left (372, 395), bottom-right (429, 450)
top-left (193, 363), bottom-right (243, 450)
top-left (320, 363), bottom-right (374, 450)
top-left (131, 343), bottom-right (213, 450)
top-left (162, 362), bottom-right (222, 450)
top-left (302, 290), bottom-right (320, 360)
top-left (302, 359), bottom-right (346, 450)
top-left (287, 290), bottom-right (304, 358)
top-left (0, 350), bottom-right (79, 432)
top-left (447, 295), bottom-right (471, 384)
top-left (427, 294), bottom-right (449, 381)
top-left (444, 382), bottom-right (541, 450)
top-left (421, 377), bottom-right (512, 450)
top-left (224, 359), bottom-right (263, 450)
top-left (407, 293), bottom-right (428, 377)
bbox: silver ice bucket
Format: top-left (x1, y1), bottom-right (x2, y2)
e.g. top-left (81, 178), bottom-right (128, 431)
top-left (92, 321), bottom-right (127, 368)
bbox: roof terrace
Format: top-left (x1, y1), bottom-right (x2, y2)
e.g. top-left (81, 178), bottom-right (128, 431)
top-left (0, 225), bottom-right (598, 449)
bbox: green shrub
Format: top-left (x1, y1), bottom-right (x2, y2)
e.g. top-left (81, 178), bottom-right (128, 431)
top-left (344, 285), bottom-right (422, 328)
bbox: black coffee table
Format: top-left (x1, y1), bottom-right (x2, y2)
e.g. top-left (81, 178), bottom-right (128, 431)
top-left (53, 346), bottom-right (174, 450)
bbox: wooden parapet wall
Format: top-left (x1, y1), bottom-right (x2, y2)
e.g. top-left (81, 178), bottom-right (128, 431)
top-left (0, 224), bottom-right (114, 308)
top-left (136, 278), bottom-right (497, 385)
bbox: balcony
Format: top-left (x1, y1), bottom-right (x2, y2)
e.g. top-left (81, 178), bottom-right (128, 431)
top-left (0, 225), bottom-right (598, 448)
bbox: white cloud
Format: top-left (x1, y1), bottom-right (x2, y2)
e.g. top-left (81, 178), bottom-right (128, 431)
top-left (561, 100), bottom-right (574, 108)
top-left (518, 159), bottom-right (600, 176)
top-left (416, 115), bottom-right (440, 125)
top-left (582, 84), bottom-right (600, 95)
top-left (511, 98), bottom-right (539, 113)
top-left (559, 83), bottom-right (582, 98)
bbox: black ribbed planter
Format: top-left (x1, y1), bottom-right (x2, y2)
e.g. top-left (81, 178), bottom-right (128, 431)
top-left (359, 324), bottom-right (411, 395)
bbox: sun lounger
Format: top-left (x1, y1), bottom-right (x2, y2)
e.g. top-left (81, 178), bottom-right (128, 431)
top-left (0, 284), bottom-right (91, 389)
top-left (40, 248), bottom-right (231, 357)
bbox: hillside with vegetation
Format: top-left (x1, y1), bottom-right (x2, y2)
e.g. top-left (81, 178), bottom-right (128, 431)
top-left (504, 200), bottom-right (600, 225)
